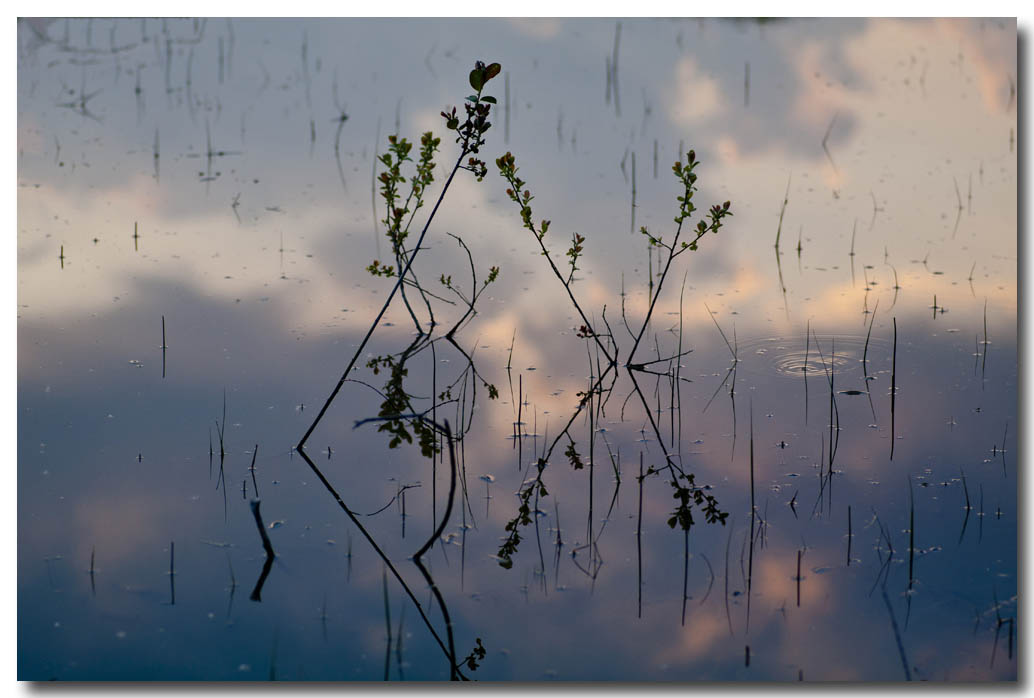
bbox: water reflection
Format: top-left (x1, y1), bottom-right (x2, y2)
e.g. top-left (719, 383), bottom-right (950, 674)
top-left (18, 16), bottom-right (1016, 682)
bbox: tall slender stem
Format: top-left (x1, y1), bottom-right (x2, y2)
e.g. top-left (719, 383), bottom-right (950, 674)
top-left (298, 150), bottom-right (468, 452)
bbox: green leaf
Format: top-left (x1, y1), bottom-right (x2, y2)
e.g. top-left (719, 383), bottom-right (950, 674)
top-left (469, 69), bottom-right (485, 92)
top-left (485, 63), bottom-right (502, 81)
top-left (481, 95), bottom-right (497, 104)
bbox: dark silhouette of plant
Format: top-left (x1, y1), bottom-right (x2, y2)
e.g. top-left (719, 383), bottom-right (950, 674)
top-left (495, 151), bottom-right (617, 367)
top-left (296, 61), bottom-right (504, 681)
top-left (458, 638), bottom-right (487, 673)
top-left (361, 61), bottom-right (503, 335)
top-left (498, 457), bottom-right (549, 569)
top-left (298, 59), bottom-right (734, 675)
top-left (490, 147), bottom-right (733, 568)
top-left (368, 132), bottom-right (443, 329)
top-left (630, 150), bottom-right (732, 360)
top-left (366, 352), bottom-right (439, 458)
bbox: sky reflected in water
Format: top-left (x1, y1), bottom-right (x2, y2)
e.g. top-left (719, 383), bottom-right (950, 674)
top-left (18, 17), bottom-right (1017, 681)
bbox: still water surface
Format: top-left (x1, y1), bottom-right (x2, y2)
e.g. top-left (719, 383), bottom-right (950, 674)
top-left (18, 17), bottom-right (1016, 681)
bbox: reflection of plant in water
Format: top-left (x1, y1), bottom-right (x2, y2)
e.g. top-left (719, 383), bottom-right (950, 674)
top-left (298, 59), bottom-right (735, 678)
top-left (564, 441), bottom-right (584, 470)
top-left (366, 352), bottom-right (439, 458)
top-left (492, 147), bottom-right (733, 566)
top-left (497, 458), bottom-right (548, 569)
top-left (355, 64), bottom-right (503, 466)
top-left (297, 61), bottom-right (506, 681)
top-left (359, 329), bottom-right (500, 463)
top-left (662, 468), bottom-right (729, 531)
top-left (355, 62), bottom-right (505, 461)
top-left (459, 638), bottom-right (487, 672)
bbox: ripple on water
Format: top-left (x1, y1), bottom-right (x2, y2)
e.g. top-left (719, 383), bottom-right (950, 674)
top-left (735, 334), bottom-right (890, 379)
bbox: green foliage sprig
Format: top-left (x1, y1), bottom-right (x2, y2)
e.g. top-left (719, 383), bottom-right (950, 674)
top-left (441, 60), bottom-right (501, 181)
top-left (495, 151), bottom-right (614, 366)
top-left (376, 132), bottom-right (442, 256)
top-left (629, 150), bottom-right (732, 366)
top-left (496, 151), bottom-right (549, 238)
top-left (366, 259), bottom-right (396, 278)
top-left (639, 150), bottom-right (733, 258)
top-left (566, 232), bottom-right (585, 283)
top-left (368, 61), bottom-right (502, 335)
